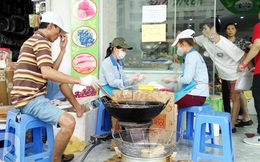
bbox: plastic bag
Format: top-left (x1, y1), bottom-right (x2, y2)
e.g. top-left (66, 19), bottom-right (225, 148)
top-left (63, 136), bottom-right (87, 154)
top-left (235, 69), bottom-right (254, 91)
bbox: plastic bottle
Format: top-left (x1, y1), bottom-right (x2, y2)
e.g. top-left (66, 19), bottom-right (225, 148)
top-left (0, 48), bottom-right (12, 69)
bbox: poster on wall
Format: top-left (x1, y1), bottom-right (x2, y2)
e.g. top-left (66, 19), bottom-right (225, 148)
top-left (220, 0), bottom-right (260, 14)
top-left (70, 0), bottom-right (99, 97)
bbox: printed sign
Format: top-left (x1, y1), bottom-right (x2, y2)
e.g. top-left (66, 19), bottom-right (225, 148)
top-left (71, 0), bottom-right (99, 97)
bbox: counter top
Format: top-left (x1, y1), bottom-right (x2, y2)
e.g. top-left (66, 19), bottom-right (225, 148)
top-left (124, 69), bottom-right (182, 74)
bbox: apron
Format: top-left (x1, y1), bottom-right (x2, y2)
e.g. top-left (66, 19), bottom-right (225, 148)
top-left (102, 84), bottom-right (119, 96)
top-left (174, 79), bottom-right (197, 102)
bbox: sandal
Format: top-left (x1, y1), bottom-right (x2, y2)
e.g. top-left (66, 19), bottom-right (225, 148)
top-left (236, 115), bottom-right (243, 123)
top-left (235, 120), bottom-right (253, 127)
top-left (62, 154), bottom-right (74, 162)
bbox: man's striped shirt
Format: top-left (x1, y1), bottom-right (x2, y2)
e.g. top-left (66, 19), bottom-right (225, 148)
top-left (11, 31), bottom-right (53, 108)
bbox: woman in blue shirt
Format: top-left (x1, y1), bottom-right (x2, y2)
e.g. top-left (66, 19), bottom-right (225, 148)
top-left (99, 37), bottom-right (145, 96)
top-left (162, 29), bottom-right (209, 108)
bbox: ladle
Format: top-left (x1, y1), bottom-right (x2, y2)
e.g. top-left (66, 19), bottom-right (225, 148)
top-left (98, 85), bottom-right (120, 105)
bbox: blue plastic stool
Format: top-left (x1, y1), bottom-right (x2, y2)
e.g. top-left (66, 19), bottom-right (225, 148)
top-left (192, 111), bottom-right (234, 162)
top-left (177, 104), bottom-right (214, 142)
top-left (95, 102), bottom-right (112, 135)
top-left (3, 109), bottom-right (54, 162)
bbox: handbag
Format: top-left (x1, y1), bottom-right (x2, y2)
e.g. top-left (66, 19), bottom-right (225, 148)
top-left (235, 69), bottom-right (254, 91)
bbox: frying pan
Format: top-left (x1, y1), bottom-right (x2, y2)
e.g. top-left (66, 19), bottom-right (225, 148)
top-left (141, 42), bottom-right (161, 53)
top-left (101, 97), bottom-right (170, 122)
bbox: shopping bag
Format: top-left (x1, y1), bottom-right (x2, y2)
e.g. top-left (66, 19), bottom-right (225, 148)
top-left (235, 69), bottom-right (254, 91)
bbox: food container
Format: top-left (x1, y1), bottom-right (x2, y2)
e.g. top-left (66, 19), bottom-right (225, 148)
top-left (0, 48), bottom-right (12, 69)
top-left (138, 84), bottom-right (154, 91)
top-left (207, 95), bottom-right (223, 112)
top-left (159, 88), bottom-right (173, 92)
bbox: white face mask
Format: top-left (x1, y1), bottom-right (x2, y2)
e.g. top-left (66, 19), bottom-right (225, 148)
top-left (117, 50), bottom-right (126, 60)
top-left (208, 32), bottom-right (215, 42)
top-left (177, 47), bottom-right (184, 56)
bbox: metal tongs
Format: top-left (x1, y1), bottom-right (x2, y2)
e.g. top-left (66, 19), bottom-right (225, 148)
top-left (98, 85), bottom-right (120, 105)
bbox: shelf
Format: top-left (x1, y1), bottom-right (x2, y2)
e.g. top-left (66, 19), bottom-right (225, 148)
top-left (1, 30), bottom-right (30, 39)
top-left (0, 43), bottom-right (22, 48)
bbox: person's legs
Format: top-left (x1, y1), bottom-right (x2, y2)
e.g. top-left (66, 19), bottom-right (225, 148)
top-left (235, 92), bottom-right (253, 127)
top-left (222, 80), bottom-right (231, 113)
top-left (52, 113), bottom-right (75, 162)
top-left (239, 93), bottom-right (251, 122)
top-left (243, 74), bottom-right (260, 145)
top-left (237, 109), bottom-right (243, 122)
top-left (252, 74), bottom-right (260, 134)
top-left (176, 95), bottom-right (206, 109)
top-left (21, 96), bottom-right (75, 162)
top-left (229, 81), bottom-right (241, 131)
top-left (59, 83), bottom-right (87, 118)
top-left (46, 80), bottom-right (87, 118)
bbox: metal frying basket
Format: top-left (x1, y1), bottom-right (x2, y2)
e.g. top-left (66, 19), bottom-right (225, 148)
top-left (113, 128), bottom-right (181, 159)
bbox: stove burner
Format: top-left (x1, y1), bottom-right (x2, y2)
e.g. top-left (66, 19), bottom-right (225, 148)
top-left (117, 120), bottom-right (153, 130)
top-left (116, 120), bottom-right (153, 142)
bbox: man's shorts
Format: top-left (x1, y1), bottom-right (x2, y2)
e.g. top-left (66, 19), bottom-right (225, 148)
top-left (20, 80), bottom-right (64, 127)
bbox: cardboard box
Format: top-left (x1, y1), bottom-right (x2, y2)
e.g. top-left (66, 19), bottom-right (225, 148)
top-left (0, 69), bottom-right (14, 106)
top-left (110, 90), bottom-right (177, 150)
top-left (0, 106), bottom-right (14, 120)
top-left (0, 70), bottom-right (7, 106)
top-left (5, 70), bottom-right (14, 105)
top-left (112, 90), bottom-right (177, 132)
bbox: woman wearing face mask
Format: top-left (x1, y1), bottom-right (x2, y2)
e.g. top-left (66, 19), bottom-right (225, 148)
top-left (99, 37), bottom-right (145, 97)
top-left (162, 29), bottom-right (209, 108)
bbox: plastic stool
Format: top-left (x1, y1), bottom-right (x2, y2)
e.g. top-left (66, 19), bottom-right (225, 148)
top-left (192, 111), bottom-right (234, 162)
top-left (95, 102), bottom-right (112, 135)
top-left (3, 109), bottom-right (54, 162)
top-left (177, 104), bottom-right (214, 142)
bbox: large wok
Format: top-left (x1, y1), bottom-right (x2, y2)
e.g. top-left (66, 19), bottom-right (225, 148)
top-left (101, 98), bottom-right (170, 122)
top-left (141, 42), bottom-right (161, 53)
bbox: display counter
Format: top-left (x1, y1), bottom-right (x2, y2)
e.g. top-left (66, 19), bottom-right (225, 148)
top-left (124, 68), bottom-right (182, 92)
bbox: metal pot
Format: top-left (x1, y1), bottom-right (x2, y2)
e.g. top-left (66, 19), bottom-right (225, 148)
top-left (101, 98), bottom-right (170, 122)
top-left (141, 42), bottom-right (161, 53)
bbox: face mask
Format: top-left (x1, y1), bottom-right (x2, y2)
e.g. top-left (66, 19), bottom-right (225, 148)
top-left (208, 32), bottom-right (215, 42)
top-left (177, 47), bottom-right (184, 56)
top-left (117, 50), bottom-right (126, 60)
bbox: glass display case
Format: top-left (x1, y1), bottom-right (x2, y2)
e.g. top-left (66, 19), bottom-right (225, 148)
top-left (100, 0), bottom-right (216, 90)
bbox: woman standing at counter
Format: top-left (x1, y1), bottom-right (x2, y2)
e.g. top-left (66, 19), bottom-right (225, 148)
top-left (162, 29), bottom-right (209, 108)
top-left (99, 37), bottom-right (145, 96)
top-left (225, 23), bottom-right (253, 127)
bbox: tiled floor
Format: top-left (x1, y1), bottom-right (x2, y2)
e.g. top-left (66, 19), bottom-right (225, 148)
top-left (72, 115), bottom-right (259, 162)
